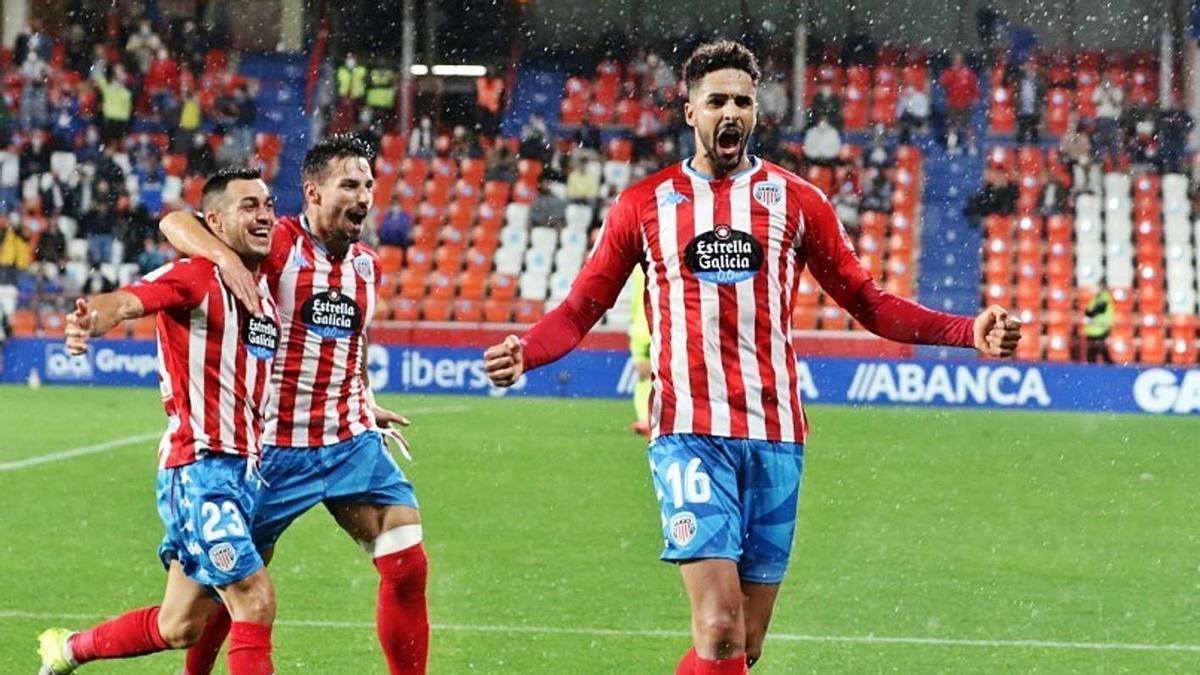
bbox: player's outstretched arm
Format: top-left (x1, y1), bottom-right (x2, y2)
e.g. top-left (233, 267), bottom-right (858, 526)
top-left (65, 294), bottom-right (145, 355)
top-left (160, 210), bottom-right (260, 315)
top-left (484, 335), bottom-right (525, 387)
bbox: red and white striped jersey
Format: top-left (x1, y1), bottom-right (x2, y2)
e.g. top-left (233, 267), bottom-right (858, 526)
top-left (125, 258), bottom-right (280, 469)
top-left (260, 215), bottom-right (380, 448)
top-left (571, 157), bottom-right (972, 444)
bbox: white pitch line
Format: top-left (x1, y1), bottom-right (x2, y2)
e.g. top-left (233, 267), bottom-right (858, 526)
top-left (1, 610), bottom-right (1197, 654)
top-left (0, 432), bottom-right (161, 472)
top-left (0, 404), bottom-right (467, 474)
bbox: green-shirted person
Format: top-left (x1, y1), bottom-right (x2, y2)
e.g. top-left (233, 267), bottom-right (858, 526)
top-left (1084, 286), bottom-right (1115, 363)
top-left (629, 265), bottom-right (652, 435)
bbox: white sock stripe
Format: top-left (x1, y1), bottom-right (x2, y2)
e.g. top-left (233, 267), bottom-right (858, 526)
top-left (371, 524), bottom-right (423, 558)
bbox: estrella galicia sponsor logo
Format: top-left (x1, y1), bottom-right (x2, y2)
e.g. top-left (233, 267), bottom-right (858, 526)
top-left (1133, 368), bottom-right (1200, 414)
top-left (44, 343), bottom-right (94, 381)
top-left (684, 225), bottom-right (763, 285)
top-left (668, 512), bottom-right (698, 547)
top-left (242, 315), bottom-right (280, 360)
top-left (845, 362), bottom-right (1051, 407)
top-left (658, 191), bottom-right (690, 207)
top-left (752, 181), bottom-right (782, 208)
top-left (208, 542), bottom-right (238, 572)
top-left (301, 289), bottom-right (362, 339)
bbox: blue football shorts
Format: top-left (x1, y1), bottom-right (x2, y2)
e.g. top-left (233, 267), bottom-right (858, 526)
top-left (648, 433), bottom-right (805, 584)
top-left (156, 454), bottom-right (264, 588)
top-left (252, 430), bottom-right (418, 548)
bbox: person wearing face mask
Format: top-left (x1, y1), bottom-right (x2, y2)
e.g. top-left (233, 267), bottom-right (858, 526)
top-left (482, 40), bottom-right (1024, 675)
top-left (158, 136), bottom-right (428, 675)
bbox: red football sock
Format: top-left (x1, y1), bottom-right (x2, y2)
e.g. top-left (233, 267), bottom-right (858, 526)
top-left (695, 653), bottom-right (749, 675)
top-left (183, 605), bottom-right (231, 674)
top-left (675, 647), bottom-right (699, 674)
top-left (227, 621), bottom-right (273, 675)
top-left (69, 606), bottom-right (170, 664)
top-left (373, 542), bottom-right (430, 674)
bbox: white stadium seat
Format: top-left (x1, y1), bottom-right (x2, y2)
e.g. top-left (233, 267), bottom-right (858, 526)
top-left (523, 248), bottom-right (553, 275)
top-left (492, 245), bottom-right (524, 276)
top-left (518, 269), bottom-right (549, 300)
top-left (529, 227), bottom-right (558, 254)
top-left (505, 202), bottom-right (530, 230)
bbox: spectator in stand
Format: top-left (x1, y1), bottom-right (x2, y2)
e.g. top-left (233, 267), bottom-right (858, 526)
top-left (484, 143), bottom-right (518, 183)
top-left (1092, 75), bottom-right (1124, 166)
top-left (335, 52), bottom-right (368, 129)
top-left (93, 64), bottom-right (133, 143)
top-left (1158, 99), bottom-right (1193, 174)
top-left (566, 158), bottom-right (601, 206)
top-left (378, 195), bottom-right (413, 248)
top-left (144, 48), bottom-right (181, 108)
top-left (1084, 286), bottom-right (1114, 363)
top-left (186, 133), bottom-right (216, 177)
top-left (1060, 116), bottom-right (1099, 194)
top-left (1038, 172), bottom-right (1071, 216)
top-left (35, 216), bottom-right (67, 271)
top-left (528, 178), bottom-right (567, 229)
top-left (803, 114), bottom-right (842, 167)
top-left (136, 155), bottom-right (167, 216)
top-left (136, 236), bottom-right (168, 274)
top-left (233, 84), bottom-right (257, 152)
top-left (896, 83), bottom-right (930, 144)
top-left (125, 19), bottom-right (164, 74)
top-left (0, 218), bottom-right (34, 282)
top-left (18, 51), bottom-right (51, 132)
top-left (964, 167), bottom-right (1018, 226)
top-left (96, 145), bottom-right (125, 190)
top-left (758, 69), bottom-right (789, 125)
top-left (0, 93), bottom-right (13, 147)
top-left (49, 82), bottom-right (86, 149)
top-left (939, 52), bottom-right (980, 155)
top-left (448, 125), bottom-right (482, 160)
top-left (808, 82), bottom-right (842, 130)
top-left (177, 19), bottom-right (209, 75)
top-left (1013, 61), bottom-right (1043, 145)
top-left (863, 125), bottom-right (894, 170)
top-left (475, 66), bottom-right (505, 138)
top-left (574, 115), bottom-right (603, 157)
top-left (860, 168), bottom-right (893, 214)
top-left (365, 62), bottom-right (398, 132)
top-left (634, 97), bottom-right (664, 161)
top-left (81, 183), bottom-right (117, 266)
top-left (214, 132), bottom-right (251, 169)
top-left (832, 179), bottom-right (861, 235)
top-left (14, 20), bottom-right (52, 69)
top-left (408, 116), bottom-right (435, 157)
top-left (518, 114), bottom-right (552, 163)
top-left (19, 133), bottom-right (51, 183)
top-left (1129, 118), bottom-right (1160, 172)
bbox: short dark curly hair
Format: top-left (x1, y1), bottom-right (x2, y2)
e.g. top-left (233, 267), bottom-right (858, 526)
top-left (682, 40), bottom-right (761, 92)
top-left (201, 166), bottom-right (264, 212)
top-left (302, 134), bottom-right (375, 183)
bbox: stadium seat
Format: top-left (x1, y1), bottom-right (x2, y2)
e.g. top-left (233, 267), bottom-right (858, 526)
top-left (483, 298), bottom-right (511, 323)
top-left (421, 298), bottom-right (453, 322)
top-left (399, 269), bottom-right (426, 298)
top-left (990, 86), bottom-right (1015, 134)
top-left (513, 299), bottom-right (544, 324)
top-left (490, 273), bottom-right (518, 300)
top-left (453, 298), bottom-right (483, 322)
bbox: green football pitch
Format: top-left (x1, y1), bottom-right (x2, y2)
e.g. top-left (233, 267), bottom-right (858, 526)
top-left (1, 385), bottom-right (1198, 673)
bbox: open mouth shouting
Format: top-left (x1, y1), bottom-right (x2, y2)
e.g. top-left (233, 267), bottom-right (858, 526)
top-left (714, 123), bottom-right (744, 164)
top-left (247, 222), bottom-right (272, 247)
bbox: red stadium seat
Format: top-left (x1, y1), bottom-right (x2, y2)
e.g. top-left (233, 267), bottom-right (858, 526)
top-left (422, 298), bottom-right (453, 322)
top-left (990, 86), bottom-right (1015, 134)
top-left (490, 273), bottom-right (518, 300)
top-left (513, 299), bottom-right (544, 324)
top-left (458, 269), bottom-right (488, 300)
top-left (842, 86), bottom-right (868, 131)
top-left (483, 298), bottom-right (511, 323)
top-left (453, 298), bottom-right (483, 322)
top-left (378, 245), bottom-right (405, 274)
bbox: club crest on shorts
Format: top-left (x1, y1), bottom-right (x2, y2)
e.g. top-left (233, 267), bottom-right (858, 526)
top-left (353, 254), bottom-right (375, 283)
top-left (753, 181), bottom-right (782, 208)
top-left (209, 542), bottom-right (238, 572)
top-left (669, 512), bottom-right (698, 547)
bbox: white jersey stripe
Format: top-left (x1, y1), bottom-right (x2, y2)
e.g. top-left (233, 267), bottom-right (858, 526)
top-left (687, 176), bottom-right (730, 437)
top-left (764, 171), bottom-right (795, 441)
top-left (217, 281), bottom-right (239, 451)
top-left (654, 179), bottom-right (693, 432)
top-left (187, 295), bottom-right (210, 450)
top-left (730, 177), bottom-right (766, 439)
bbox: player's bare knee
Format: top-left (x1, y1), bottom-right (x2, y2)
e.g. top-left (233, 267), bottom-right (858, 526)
top-left (156, 612), bottom-right (208, 649)
top-left (693, 608), bottom-right (744, 656)
top-left (224, 571), bottom-right (276, 624)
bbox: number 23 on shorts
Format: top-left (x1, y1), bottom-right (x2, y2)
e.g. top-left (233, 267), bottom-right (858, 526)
top-left (200, 500), bottom-right (248, 541)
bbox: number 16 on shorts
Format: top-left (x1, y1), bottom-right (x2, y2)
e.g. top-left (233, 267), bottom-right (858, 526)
top-left (649, 438), bottom-right (735, 560)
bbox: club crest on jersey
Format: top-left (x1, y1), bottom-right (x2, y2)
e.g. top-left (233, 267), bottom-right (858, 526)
top-left (668, 512), bottom-right (698, 547)
top-left (353, 254), bottom-right (375, 283)
top-left (683, 225), bottom-right (763, 285)
top-left (208, 542), bottom-right (238, 572)
top-left (753, 181), bottom-right (782, 207)
top-left (301, 289), bottom-right (362, 339)
top-left (242, 315), bottom-right (280, 360)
